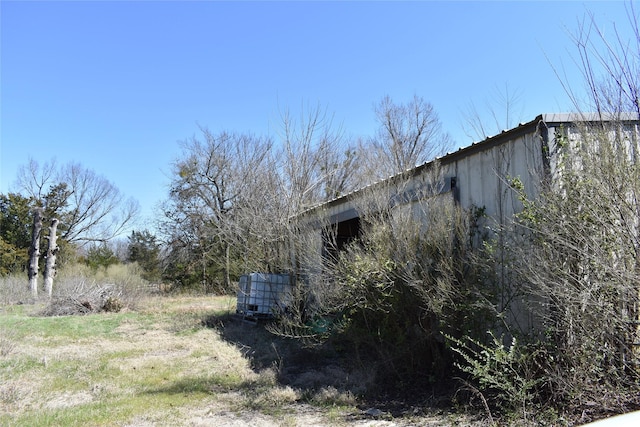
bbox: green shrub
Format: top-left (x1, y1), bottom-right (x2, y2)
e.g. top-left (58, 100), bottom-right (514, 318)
top-left (447, 332), bottom-right (541, 419)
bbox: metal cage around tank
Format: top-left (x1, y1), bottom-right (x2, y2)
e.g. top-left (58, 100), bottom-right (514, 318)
top-left (236, 273), bottom-right (292, 320)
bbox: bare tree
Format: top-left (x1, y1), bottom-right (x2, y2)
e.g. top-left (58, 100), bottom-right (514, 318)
top-left (60, 163), bottom-right (139, 243)
top-left (163, 129), bottom-right (275, 290)
top-left (278, 103), bottom-right (360, 213)
top-left (162, 104), bottom-right (361, 290)
top-left (461, 83), bottom-right (526, 142)
top-left (27, 207), bottom-right (43, 298)
top-left (17, 159), bottom-right (139, 296)
top-left (552, 2), bottom-right (640, 119)
top-left (17, 159), bottom-right (140, 244)
top-left (365, 95), bottom-right (452, 180)
top-left (43, 218), bottom-right (59, 298)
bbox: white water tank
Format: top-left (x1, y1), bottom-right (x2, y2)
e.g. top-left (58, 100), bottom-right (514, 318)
top-left (236, 273), bottom-right (292, 318)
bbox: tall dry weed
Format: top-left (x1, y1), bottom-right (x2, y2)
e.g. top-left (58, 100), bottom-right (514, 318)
top-left (0, 274), bottom-right (32, 305)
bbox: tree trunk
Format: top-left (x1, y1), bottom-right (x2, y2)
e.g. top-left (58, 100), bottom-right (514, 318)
top-left (28, 207), bottom-right (44, 298)
top-left (225, 243), bottom-right (231, 292)
top-left (43, 218), bottom-right (59, 298)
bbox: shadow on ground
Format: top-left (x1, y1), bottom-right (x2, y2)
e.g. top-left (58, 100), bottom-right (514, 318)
top-left (202, 312), bottom-right (458, 418)
top-left (202, 313), bottom-right (369, 394)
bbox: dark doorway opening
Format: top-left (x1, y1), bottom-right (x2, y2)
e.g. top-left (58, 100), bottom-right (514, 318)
top-left (322, 216), bottom-right (361, 260)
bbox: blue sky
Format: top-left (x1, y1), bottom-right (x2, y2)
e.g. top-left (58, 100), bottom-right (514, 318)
top-left (0, 1), bottom-right (634, 228)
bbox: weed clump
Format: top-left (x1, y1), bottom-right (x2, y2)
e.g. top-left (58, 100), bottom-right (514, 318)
top-left (103, 296), bottom-right (123, 313)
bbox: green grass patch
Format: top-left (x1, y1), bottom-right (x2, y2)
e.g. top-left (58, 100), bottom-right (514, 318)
top-left (7, 399), bottom-right (137, 427)
top-left (0, 303), bottom-right (33, 316)
top-left (0, 311), bottom-right (133, 342)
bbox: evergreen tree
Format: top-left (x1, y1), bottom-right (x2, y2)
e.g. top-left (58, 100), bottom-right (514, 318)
top-left (127, 230), bottom-right (161, 282)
